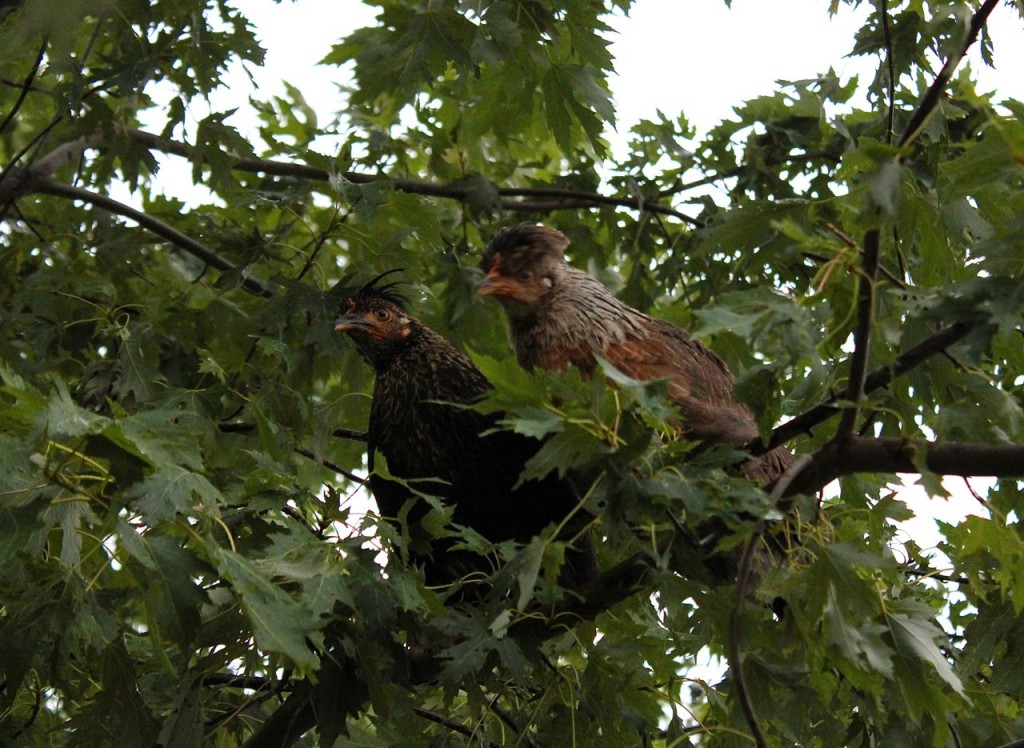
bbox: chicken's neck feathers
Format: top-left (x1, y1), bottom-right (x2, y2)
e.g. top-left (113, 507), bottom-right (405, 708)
top-left (513, 265), bottom-right (651, 370)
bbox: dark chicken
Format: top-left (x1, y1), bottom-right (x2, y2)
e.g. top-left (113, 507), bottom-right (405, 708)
top-left (335, 271), bottom-right (594, 589)
top-left (476, 223), bottom-right (792, 485)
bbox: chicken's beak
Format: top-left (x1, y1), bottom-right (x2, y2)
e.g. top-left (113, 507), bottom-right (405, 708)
top-left (334, 313), bottom-right (370, 333)
top-left (475, 268), bottom-right (514, 297)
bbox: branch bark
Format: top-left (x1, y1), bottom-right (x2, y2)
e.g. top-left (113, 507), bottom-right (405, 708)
top-left (838, 228), bottom-right (881, 439)
top-left (785, 437), bottom-right (1024, 498)
top-left (0, 133), bottom-right (100, 205)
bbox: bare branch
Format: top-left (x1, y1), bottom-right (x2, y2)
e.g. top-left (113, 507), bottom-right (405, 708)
top-left (332, 427), bottom-right (368, 442)
top-left (729, 454), bottom-right (814, 748)
top-left (880, 0), bottom-right (896, 144)
top-left (412, 706), bottom-right (499, 745)
top-left (292, 446), bottom-right (365, 484)
top-left (240, 683), bottom-right (315, 748)
top-left (34, 179), bottom-right (274, 298)
top-left (220, 422), bottom-right (367, 443)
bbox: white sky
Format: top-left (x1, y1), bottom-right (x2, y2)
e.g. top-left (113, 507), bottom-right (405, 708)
top-left (222, 0), bottom-right (1024, 147)
top-left (171, 1), bottom-right (1023, 552)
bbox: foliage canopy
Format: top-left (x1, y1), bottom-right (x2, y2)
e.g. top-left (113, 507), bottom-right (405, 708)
top-left (1, 0), bottom-right (1024, 746)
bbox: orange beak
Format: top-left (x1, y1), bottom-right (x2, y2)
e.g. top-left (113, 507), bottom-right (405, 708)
top-left (475, 267), bottom-right (516, 297)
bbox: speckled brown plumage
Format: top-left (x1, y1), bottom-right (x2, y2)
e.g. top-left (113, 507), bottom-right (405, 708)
top-left (476, 223), bottom-right (792, 485)
top-left (335, 271), bottom-right (595, 588)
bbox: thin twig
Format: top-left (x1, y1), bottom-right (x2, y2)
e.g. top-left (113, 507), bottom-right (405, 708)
top-left (292, 446), bottom-right (365, 485)
top-left (819, 223), bottom-right (905, 288)
top-left (880, 0), bottom-right (896, 144)
top-left (486, 695), bottom-right (539, 748)
top-left (897, 0), bottom-right (1000, 147)
top-left (221, 422), bottom-right (368, 444)
top-left (0, 115), bottom-right (66, 205)
top-left (0, 41), bottom-right (46, 137)
top-left (657, 148), bottom-right (841, 198)
top-left (34, 179), bottom-right (274, 298)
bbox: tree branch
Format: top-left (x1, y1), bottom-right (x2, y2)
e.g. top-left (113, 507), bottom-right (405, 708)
top-left (412, 706), bottom-right (499, 745)
top-left (897, 0), bottom-right (1000, 147)
top-left (236, 428), bottom-right (1021, 747)
top-left (0, 132), bottom-right (99, 205)
top-left (240, 682), bottom-right (316, 748)
top-left (838, 228), bottom-right (881, 439)
top-left (34, 178), bottom-right (274, 298)
top-left (292, 446), bottom-right (365, 484)
top-left (123, 128), bottom-right (699, 223)
top-left (785, 437), bottom-right (1024, 498)
top-left (729, 454), bottom-right (814, 748)
top-left (765, 321), bottom-right (974, 450)
top-left (0, 41), bottom-right (45, 138)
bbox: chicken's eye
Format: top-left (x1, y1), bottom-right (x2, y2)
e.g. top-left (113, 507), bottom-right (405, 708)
top-left (516, 270), bottom-right (533, 281)
top-left (375, 309), bottom-right (390, 321)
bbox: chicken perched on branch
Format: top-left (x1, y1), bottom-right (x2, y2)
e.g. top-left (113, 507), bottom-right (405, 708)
top-left (476, 223), bottom-right (792, 485)
top-left (335, 270), bottom-right (595, 589)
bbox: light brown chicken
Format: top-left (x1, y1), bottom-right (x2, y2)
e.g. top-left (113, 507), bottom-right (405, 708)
top-left (476, 223), bottom-right (792, 484)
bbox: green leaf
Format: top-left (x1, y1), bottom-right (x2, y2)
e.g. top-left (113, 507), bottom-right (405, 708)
top-left (522, 422), bottom-right (609, 480)
top-left (102, 404), bottom-right (210, 470)
top-left (43, 380), bottom-right (108, 437)
top-left (211, 547), bottom-right (323, 672)
top-left (126, 465), bottom-right (222, 523)
top-left (887, 607), bottom-right (965, 698)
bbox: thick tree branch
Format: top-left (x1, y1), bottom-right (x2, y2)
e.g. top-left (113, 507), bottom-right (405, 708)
top-left (236, 430), bottom-right (1021, 747)
top-left (897, 0), bottom-right (1000, 147)
top-left (34, 178), bottom-right (274, 298)
top-left (785, 437), bottom-right (1024, 498)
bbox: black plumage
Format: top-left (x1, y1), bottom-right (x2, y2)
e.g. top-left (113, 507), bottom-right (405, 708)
top-left (335, 271), bottom-right (594, 589)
